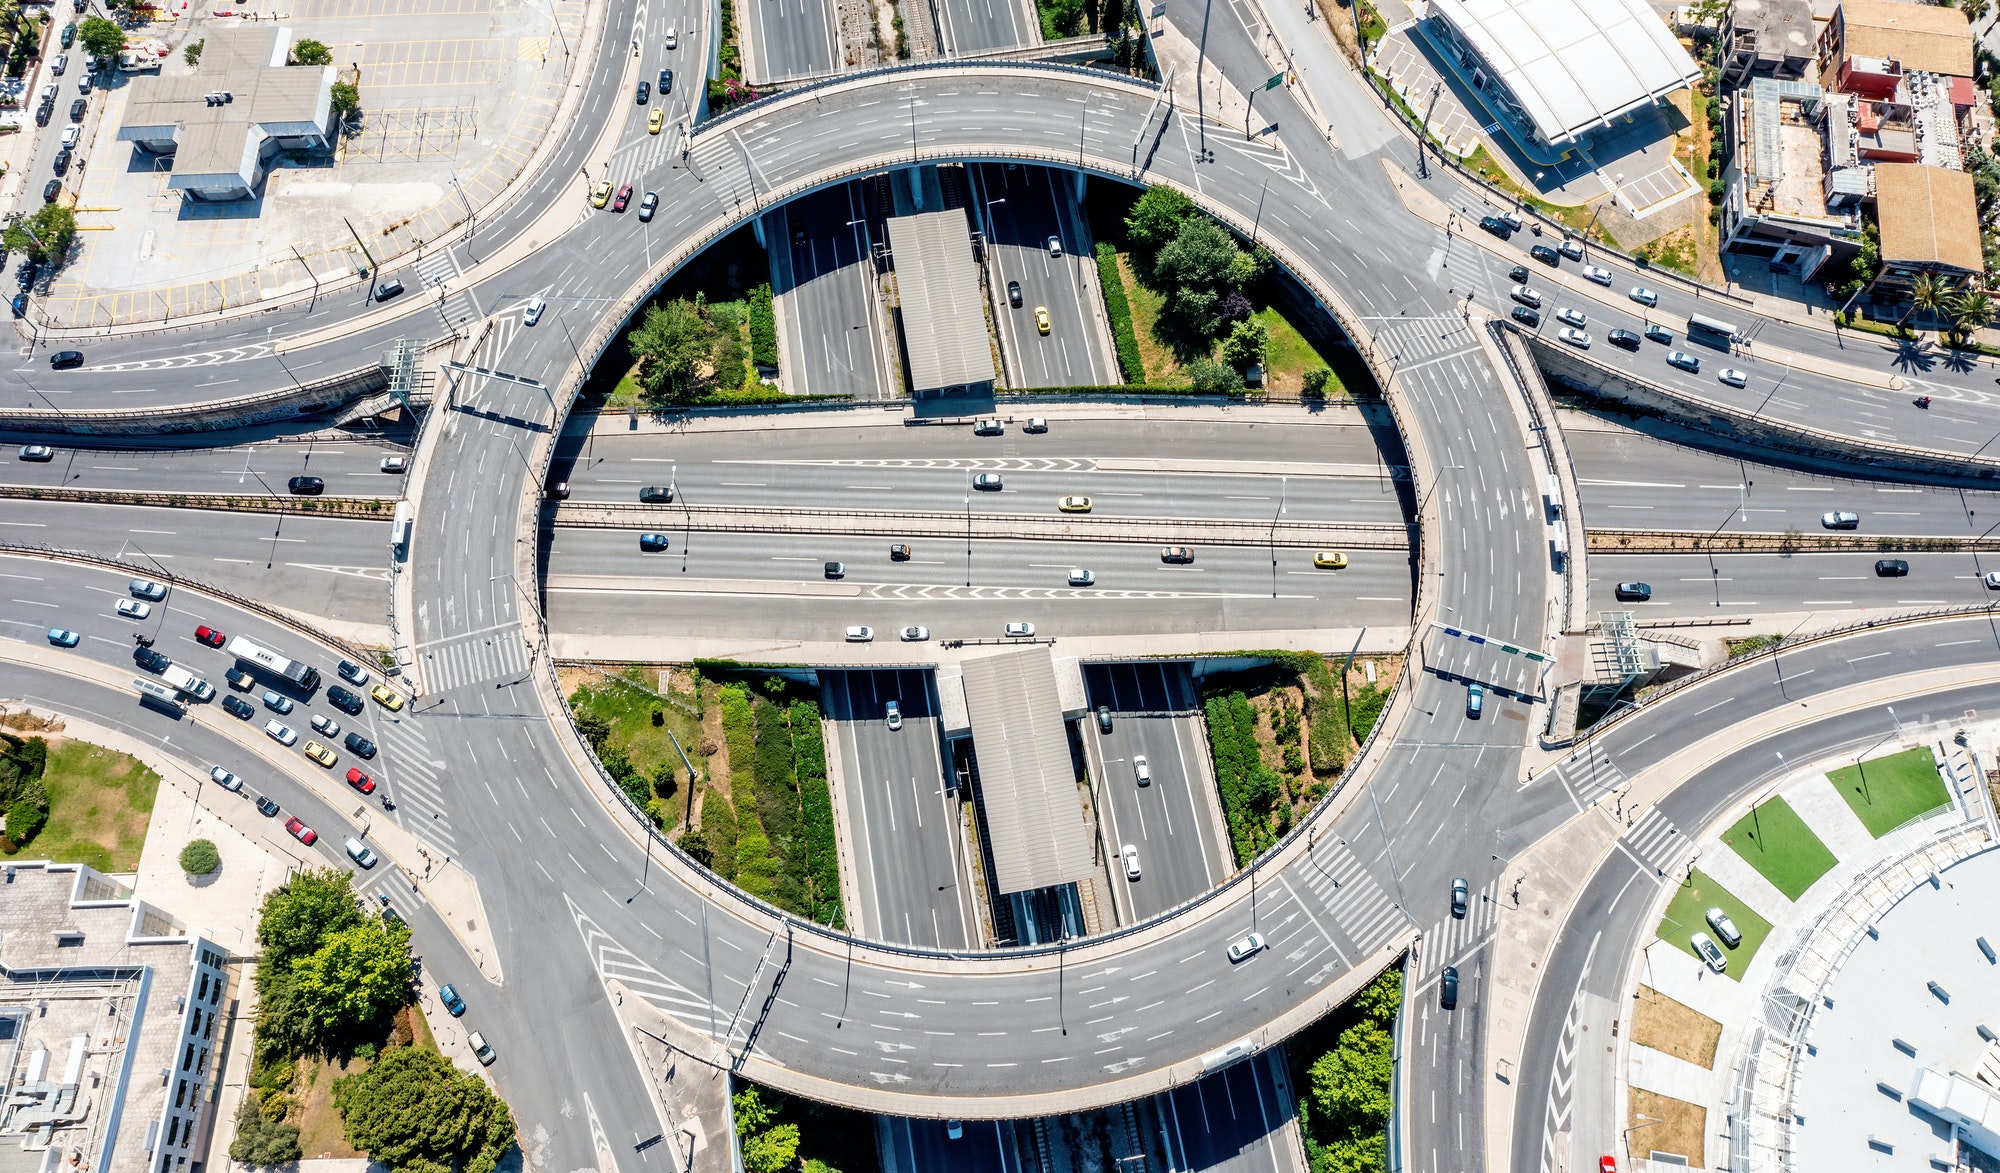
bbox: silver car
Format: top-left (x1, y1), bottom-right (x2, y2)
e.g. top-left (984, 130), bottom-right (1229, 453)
top-left (1004, 621), bottom-right (1035, 638)
top-left (1556, 307), bottom-right (1587, 328)
top-left (1691, 931), bottom-right (1728, 973)
top-left (1629, 287), bottom-right (1659, 307)
top-left (1821, 510), bottom-right (1860, 530)
top-left (1558, 327), bottom-right (1591, 349)
top-left (1705, 907), bottom-right (1742, 948)
top-left (900, 625), bottom-right (930, 641)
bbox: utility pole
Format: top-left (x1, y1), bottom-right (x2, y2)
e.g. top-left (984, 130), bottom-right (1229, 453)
top-left (1418, 83), bottom-right (1441, 179)
top-left (343, 216), bottom-right (382, 290)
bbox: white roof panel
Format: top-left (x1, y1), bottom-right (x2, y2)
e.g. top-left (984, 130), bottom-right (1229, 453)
top-left (1428, 0), bottom-right (1701, 144)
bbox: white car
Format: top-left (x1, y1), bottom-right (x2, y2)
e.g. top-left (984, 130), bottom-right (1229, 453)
top-left (1067, 569), bottom-right (1095, 586)
top-left (60, 125), bottom-right (78, 149)
top-left (1666, 350), bottom-right (1701, 373)
top-left (1558, 327), bottom-right (1591, 349)
top-left (1023, 417), bottom-right (1048, 433)
top-left (1821, 510), bottom-right (1860, 529)
top-left (208, 766), bottom-right (244, 792)
top-left (885, 700), bottom-right (902, 731)
top-left (1691, 931), bottom-right (1728, 973)
top-left (129, 578), bottom-right (168, 600)
top-left (1629, 286), bottom-right (1659, 307)
top-left (1134, 755), bottom-right (1150, 786)
top-left (1509, 283), bottom-right (1542, 308)
top-left (1226, 932), bottom-right (1265, 963)
top-left (844, 625), bottom-right (873, 643)
top-left (1004, 621), bottom-right (1035, 638)
top-left (899, 625), bottom-right (930, 641)
top-left (972, 472), bottom-right (1003, 490)
top-left (1556, 306), bottom-right (1587, 328)
top-left (344, 837), bottom-right (379, 869)
top-left (663, 24), bottom-right (677, 47)
top-left (115, 599), bottom-right (151, 619)
top-left (1121, 843), bottom-right (1141, 879)
top-left (1046, 235), bottom-right (1062, 257)
top-left (264, 720), bottom-right (298, 746)
top-left (380, 455), bottom-right (410, 473)
top-left (310, 714), bottom-right (342, 738)
top-left (1984, 572), bottom-right (2000, 589)
top-left (523, 297), bottom-right (546, 326)
top-left (1717, 368), bottom-right (1748, 388)
top-left (1582, 264), bottom-right (1613, 286)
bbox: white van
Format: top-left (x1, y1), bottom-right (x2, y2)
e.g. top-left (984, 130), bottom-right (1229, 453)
top-left (344, 837), bottom-right (378, 869)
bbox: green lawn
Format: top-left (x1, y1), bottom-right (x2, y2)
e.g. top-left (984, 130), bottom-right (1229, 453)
top-left (1718, 796), bottom-right (1838, 900)
top-left (35, 740), bottom-right (160, 872)
top-left (1656, 868), bottom-right (1773, 982)
top-left (1250, 306), bottom-right (1332, 396)
top-left (1826, 747), bottom-right (1951, 837)
top-left (567, 668), bottom-right (704, 827)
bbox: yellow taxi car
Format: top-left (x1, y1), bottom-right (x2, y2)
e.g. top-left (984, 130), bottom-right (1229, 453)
top-left (371, 683), bottom-right (406, 712)
top-left (648, 108), bottom-right (665, 134)
top-left (302, 740), bottom-right (338, 768)
top-left (1313, 550), bottom-right (1349, 569)
top-left (1034, 306), bottom-right (1051, 335)
top-left (1058, 495), bottom-right (1093, 513)
top-left (589, 180), bottom-right (614, 208)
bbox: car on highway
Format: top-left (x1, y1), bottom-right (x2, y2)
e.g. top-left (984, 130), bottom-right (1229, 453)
top-left (370, 684), bottom-right (405, 711)
top-left (1450, 877), bottom-right (1468, 917)
top-left (1875, 559), bottom-right (1910, 576)
top-left (68, 97), bottom-right (85, 122)
top-left (116, 599), bottom-right (150, 620)
top-left (1717, 368), bottom-right (1748, 388)
top-left (1558, 327), bottom-right (1590, 349)
top-left (302, 741), bottom-right (337, 767)
top-left (75, 75), bottom-right (90, 96)
top-left (209, 766), bottom-right (244, 792)
top-left (1161, 546), bottom-right (1194, 563)
top-left (899, 626), bottom-right (929, 641)
top-left (1478, 215), bottom-right (1512, 238)
top-left (1121, 843), bottom-right (1141, 879)
top-left (1466, 682), bottom-right (1484, 718)
top-left (135, 646), bottom-right (170, 672)
top-left (888, 543), bottom-right (912, 560)
top-left (1555, 306), bottom-right (1586, 328)
top-left (1557, 239), bottom-right (1584, 261)
top-left (1629, 287), bottom-right (1659, 307)
top-left (346, 767), bottom-right (376, 793)
top-left (333, 659), bottom-right (369, 687)
top-left (194, 624), bottom-right (225, 646)
top-left (47, 627), bottom-right (77, 647)
top-left (659, 68), bottom-right (673, 93)
top-left (262, 691), bottom-right (293, 714)
top-left (52, 148), bottom-right (71, 176)
top-left (663, 23), bottom-right (677, 47)
top-left (885, 700), bottom-right (901, 731)
top-left (285, 816), bottom-right (317, 846)
top-left (640, 485), bottom-right (674, 503)
top-left (49, 348), bottom-right (82, 368)
top-left (1226, 932), bottom-right (1265, 962)
top-left (16, 443), bottom-right (50, 460)
top-left (1691, 931), bottom-right (1727, 973)
top-left (130, 579), bottom-right (167, 601)
top-left (1096, 705), bottom-right (1112, 733)
top-left (545, 479), bottom-right (569, 499)
top-left (1007, 280), bottom-right (1021, 307)
top-left (60, 21), bottom-right (74, 46)
top-left (1529, 244), bottom-right (1560, 265)
top-left (255, 795), bottom-right (280, 817)
top-left (223, 667), bottom-right (253, 690)
top-left (1614, 581), bottom-right (1652, 601)
top-left (1134, 755), bottom-right (1150, 786)
top-left (310, 714), bottom-right (341, 738)
top-left (639, 532), bottom-right (669, 552)
top-left (1506, 264), bottom-right (1531, 285)
top-left (612, 183), bottom-right (633, 212)
top-left (223, 695), bottom-right (256, 719)
top-left (1024, 418), bottom-right (1047, 433)
top-left (1510, 305), bottom-right (1540, 327)
top-left (1821, 511), bottom-right (1860, 529)
top-left (972, 472), bottom-right (1003, 490)
top-left (374, 278), bottom-right (405, 301)
top-left (1313, 550), bottom-right (1348, 568)
top-left (469, 1031), bottom-right (497, 1066)
top-left (380, 455), bottom-right (410, 472)
top-left (1598, 1159), bottom-right (1617, 1173)
top-left (946, 1120), bottom-right (964, 1140)
top-left (1004, 621), bottom-right (1035, 638)
top-left (636, 80), bottom-right (650, 104)
top-left (1499, 209), bottom-right (1523, 232)
top-left (1986, 572), bottom-right (2000, 589)
top-left (1645, 324), bottom-right (1673, 344)
top-left (265, 720), bottom-right (297, 746)
top-left (1666, 350), bottom-right (1700, 372)
top-left (345, 837), bottom-right (379, 868)
top-left (1440, 966), bottom-right (1459, 1008)
top-left (1509, 283), bottom-right (1541, 308)
top-left (1705, 907), bottom-right (1742, 948)
top-left (1046, 235), bottom-right (1062, 257)
top-left (524, 298), bottom-right (546, 326)
top-left (1067, 569), bottom-right (1095, 586)
top-left (344, 733), bottom-right (376, 758)
top-left (823, 561), bottom-right (845, 578)
top-left (590, 181), bottom-right (613, 208)
top-left (1608, 328), bottom-right (1640, 350)
top-left (973, 418), bottom-right (1004, 435)
top-left (1582, 264), bottom-right (1613, 286)
top-left (439, 984), bottom-right (467, 1016)
top-left (844, 626), bottom-right (873, 642)
top-left (633, 189), bottom-right (660, 222)
top-left (60, 124), bottom-right (79, 149)
top-left (1058, 495), bottom-right (1092, 513)
top-left (287, 475), bottom-right (324, 495)
top-left (1034, 306), bottom-right (1050, 335)
top-left (327, 685), bottom-right (364, 714)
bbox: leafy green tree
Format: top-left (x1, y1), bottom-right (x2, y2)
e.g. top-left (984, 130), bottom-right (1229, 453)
top-left (334, 1046), bottom-right (515, 1173)
top-left (3, 205), bottom-right (77, 264)
top-left (183, 37), bottom-right (204, 67)
top-left (1185, 356), bottom-right (1244, 392)
top-left (329, 81), bottom-right (360, 121)
top-left (743, 1123), bottom-right (800, 1173)
top-left (1308, 1019), bottom-right (1394, 1132)
top-left (76, 15), bottom-right (122, 59)
top-left (1155, 217), bottom-right (1246, 343)
top-left (291, 37), bottom-right (332, 65)
top-left (572, 708), bottom-right (611, 751)
top-left (1351, 967), bottom-right (1401, 1023)
top-left (630, 298), bottom-right (716, 404)
top-left (179, 839), bottom-right (220, 875)
top-left (1124, 184), bottom-right (1195, 253)
top-left (291, 918), bottom-right (412, 1032)
top-left (1219, 318), bottom-right (1269, 368)
top-left (229, 1100), bottom-right (302, 1165)
top-left (257, 867), bottom-right (363, 970)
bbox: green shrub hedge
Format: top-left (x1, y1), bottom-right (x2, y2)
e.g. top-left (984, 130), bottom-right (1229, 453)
top-left (1205, 691), bottom-right (1284, 865)
top-left (748, 283), bottom-right (777, 369)
top-left (1096, 242), bottom-right (1145, 382)
top-left (180, 839), bottom-right (221, 875)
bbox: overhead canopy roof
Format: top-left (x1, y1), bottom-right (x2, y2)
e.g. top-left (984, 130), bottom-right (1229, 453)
top-left (960, 648), bottom-right (1094, 896)
top-left (885, 208), bottom-right (995, 394)
top-left (1427, 0), bottom-right (1701, 145)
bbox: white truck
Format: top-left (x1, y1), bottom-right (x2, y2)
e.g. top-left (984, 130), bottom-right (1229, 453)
top-left (159, 664), bottom-right (215, 702)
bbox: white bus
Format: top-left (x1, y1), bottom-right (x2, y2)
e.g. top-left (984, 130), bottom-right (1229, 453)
top-left (392, 501), bottom-right (413, 558)
top-left (226, 635), bottom-right (321, 690)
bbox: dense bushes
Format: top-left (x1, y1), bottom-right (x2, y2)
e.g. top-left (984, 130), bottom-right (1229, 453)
top-left (335, 1047), bottom-right (514, 1173)
top-left (748, 283), bottom-right (778, 370)
top-left (1295, 968), bottom-right (1401, 1173)
top-left (1096, 242), bottom-right (1145, 381)
top-left (791, 702), bottom-right (843, 927)
top-left (179, 839), bottom-right (220, 875)
top-left (0, 733), bottom-right (48, 853)
top-left (708, 682), bottom-right (844, 926)
top-left (1206, 692), bottom-right (1285, 865)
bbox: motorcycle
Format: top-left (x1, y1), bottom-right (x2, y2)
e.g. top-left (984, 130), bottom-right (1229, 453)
top-left (1529, 222), bottom-right (1542, 236)
top-left (132, 632), bottom-right (153, 646)
top-left (379, 794), bottom-right (395, 811)
top-left (1915, 396), bottom-right (1934, 408)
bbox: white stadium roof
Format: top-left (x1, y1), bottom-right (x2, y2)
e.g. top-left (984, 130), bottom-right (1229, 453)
top-left (1427, 0), bottom-right (1700, 146)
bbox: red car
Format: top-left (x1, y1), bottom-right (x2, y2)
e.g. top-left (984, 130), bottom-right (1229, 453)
top-left (346, 767), bottom-right (376, 794)
top-left (285, 816), bottom-right (317, 846)
top-left (194, 625), bottom-right (226, 647)
top-left (611, 183), bottom-right (633, 212)
top-left (1599, 1159), bottom-right (1617, 1173)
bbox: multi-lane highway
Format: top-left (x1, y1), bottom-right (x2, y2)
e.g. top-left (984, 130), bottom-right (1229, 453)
top-left (971, 164), bottom-right (1121, 388)
top-left (769, 185), bottom-right (891, 397)
top-left (741, 0), bottom-right (841, 82)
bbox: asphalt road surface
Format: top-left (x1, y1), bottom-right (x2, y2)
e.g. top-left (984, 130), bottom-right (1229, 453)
top-left (1082, 662), bottom-right (1232, 924)
top-left (934, 0), bottom-right (1034, 54)
top-left (741, 0), bottom-right (841, 82)
top-left (1590, 550), bottom-right (2000, 616)
top-left (822, 669), bottom-right (978, 949)
top-left (769, 185), bottom-right (890, 397)
top-left (0, 435), bottom-right (410, 497)
top-left (971, 164), bottom-right (1120, 388)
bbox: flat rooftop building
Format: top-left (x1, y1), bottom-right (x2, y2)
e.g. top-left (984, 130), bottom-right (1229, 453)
top-left (1720, 78), bottom-right (1866, 277)
top-left (1871, 162), bottom-right (1983, 291)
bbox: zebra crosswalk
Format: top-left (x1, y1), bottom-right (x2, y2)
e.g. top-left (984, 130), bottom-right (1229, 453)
top-left (370, 713), bottom-right (458, 857)
top-left (1289, 836), bottom-right (1408, 959)
top-left (610, 116), bottom-right (687, 179)
top-left (413, 250), bottom-right (481, 330)
top-left (1415, 877), bottom-right (1497, 978)
top-left (566, 895), bottom-right (721, 1032)
top-left (415, 626), bottom-right (532, 693)
top-left (1547, 741), bottom-right (1629, 811)
top-left (1618, 808), bottom-right (1687, 878)
top-left (1363, 314), bottom-right (1482, 369)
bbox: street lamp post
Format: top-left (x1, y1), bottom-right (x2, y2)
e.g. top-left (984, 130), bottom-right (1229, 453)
top-left (1853, 705), bottom-right (1900, 809)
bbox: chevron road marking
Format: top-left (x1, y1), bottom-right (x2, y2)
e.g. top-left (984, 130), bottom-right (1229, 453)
top-left (1536, 931), bottom-right (1598, 1173)
top-left (566, 894), bottom-right (721, 1029)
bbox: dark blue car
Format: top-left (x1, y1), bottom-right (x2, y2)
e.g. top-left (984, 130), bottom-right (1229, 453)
top-left (438, 984), bottom-right (466, 1017)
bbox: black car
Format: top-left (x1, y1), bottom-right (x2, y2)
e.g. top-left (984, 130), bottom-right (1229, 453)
top-left (1440, 966), bottom-right (1459, 1009)
top-left (287, 475), bottom-right (324, 495)
top-left (659, 67), bottom-right (673, 93)
top-left (1510, 305), bottom-right (1540, 327)
top-left (1096, 704), bottom-right (1112, 733)
top-left (51, 148), bottom-right (70, 176)
top-left (343, 732), bottom-right (377, 758)
top-left (639, 532), bottom-right (669, 551)
top-left (1529, 244), bottom-right (1560, 265)
top-left (1614, 581), bottom-right (1653, 602)
top-left (374, 278), bottom-right (405, 300)
top-left (1508, 265), bottom-right (1530, 283)
top-left (34, 104), bottom-right (51, 127)
top-left (1876, 559), bottom-right (1910, 576)
top-left (49, 350), bottom-right (82, 369)
top-left (824, 561), bottom-right (845, 579)
top-left (639, 485), bottom-right (674, 503)
top-left (326, 684), bottom-right (365, 714)
top-left (60, 22), bottom-right (74, 47)
top-left (1608, 328), bottom-right (1641, 350)
top-left (1007, 280), bottom-right (1022, 307)
top-left (17, 260), bottom-right (37, 288)
top-left (255, 795), bottom-right (281, 817)
top-left (41, 178), bottom-right (60, 202)
top-left (68, 98), bottom-right (86, 122)
top-left (1477, 215), bottom-right (1512, 239)
top-left (636, 80), bottom-right (650, 104)
top-left (222, 695), bottom-right (256, 719)
top-left (135, 646), bottom-right (170, 672)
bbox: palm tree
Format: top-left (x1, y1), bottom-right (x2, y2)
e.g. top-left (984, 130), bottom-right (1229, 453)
top-left (1900, 271), bottom-right (1947, 332)
top-left (1951, 288), bottom-right (1994, 346)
